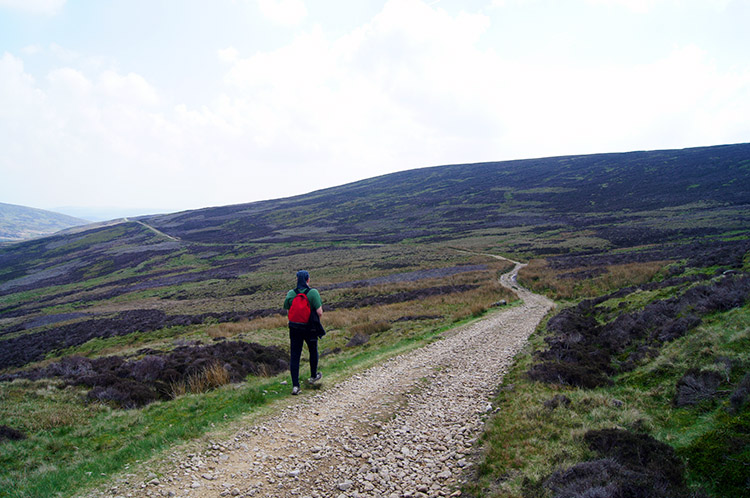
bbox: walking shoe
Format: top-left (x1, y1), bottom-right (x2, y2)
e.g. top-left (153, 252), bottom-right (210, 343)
top-left (291, 386), bottom-right (301, 395)
top-left (308, 372), bottom-right (322, 384)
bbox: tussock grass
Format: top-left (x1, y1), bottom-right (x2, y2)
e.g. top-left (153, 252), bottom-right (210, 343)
top-left (206, 321), bottom-right (245, 338)
top-left (324, 309), bottom-right (364, 329)
top-left (204, 318), bottom-right (291, 339)
top-left (519, 259), bottom-right (669, 300)
top-left (170, 362), bottom-right (231, 398)
top-left (350, 320), bottom-right (391, 335)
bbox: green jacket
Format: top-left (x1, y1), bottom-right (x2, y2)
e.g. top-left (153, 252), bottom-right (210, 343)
top-left (284, 287), bottom-right (322, 311)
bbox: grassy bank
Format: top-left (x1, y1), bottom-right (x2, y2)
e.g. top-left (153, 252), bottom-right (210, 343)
top-left (466, 261), bottom-right (750, 497)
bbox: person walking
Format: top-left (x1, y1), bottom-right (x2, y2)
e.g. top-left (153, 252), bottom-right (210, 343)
top-left (283, 270), bottom-right (324, 395)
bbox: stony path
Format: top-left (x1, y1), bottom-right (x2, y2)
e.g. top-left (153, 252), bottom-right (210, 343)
top-left (88, 262), bottom-right (553, 498)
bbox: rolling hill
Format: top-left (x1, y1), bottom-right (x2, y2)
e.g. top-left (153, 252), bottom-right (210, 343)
top-left (1, 143), bottom-right (749, 371)
top-left (1, 143), bottom-right (749, 498)
top-left (0, 202), bottom-right (90, 243)
top-left (145, 143), bottom-right (750, 245)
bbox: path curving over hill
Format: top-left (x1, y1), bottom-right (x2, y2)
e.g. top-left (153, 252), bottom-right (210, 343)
top-left (84, 259), bottom-right (554, 498)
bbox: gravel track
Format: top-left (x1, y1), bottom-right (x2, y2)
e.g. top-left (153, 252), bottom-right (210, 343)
top-left (86, 261), bottom-right (553, 498)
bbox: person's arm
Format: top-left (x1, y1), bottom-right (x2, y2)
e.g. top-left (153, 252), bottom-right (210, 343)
top-left (283, 290), bottom-right (294, 310)
top-left (309, 289), bottom-right (323, 318)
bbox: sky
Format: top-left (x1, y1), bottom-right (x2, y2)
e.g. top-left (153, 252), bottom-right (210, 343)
top-left (1, 0), bottom-right (749, 219)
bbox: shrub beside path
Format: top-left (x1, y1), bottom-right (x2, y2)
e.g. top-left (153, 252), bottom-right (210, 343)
top-left (85, 259), bottom-right (554, 498)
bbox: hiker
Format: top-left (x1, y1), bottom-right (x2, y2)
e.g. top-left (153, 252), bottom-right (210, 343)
top-left (283, 270), bottom-right (325, 395)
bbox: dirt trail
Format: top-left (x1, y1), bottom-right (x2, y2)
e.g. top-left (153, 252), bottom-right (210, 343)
top-left (85, 259), bottom-right (554, 498)
top-left (125, 218), bottom-right (181, 242)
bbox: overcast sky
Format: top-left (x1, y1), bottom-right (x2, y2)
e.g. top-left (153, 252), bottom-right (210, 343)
top-left (1, 0), bottom-right (748, 218)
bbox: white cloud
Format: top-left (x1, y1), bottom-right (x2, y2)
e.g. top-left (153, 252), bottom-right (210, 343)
top-left (0, 53), bottom-right (64, 201)
top-left (47, 67), bottom-right (92, 96)
top-left (585, 0), bottom-right (733, 13)
top-left (168, 0), bottom-right (750, 201)
top-left (0, 0), bottom-right (65, 15)
top-left (0, 53), bottom-right (45, 121)
top-left (218, 46), bottom-right (240, 64)
top-left (217, 0), bottom-right (499, 181)
top-left (50, 43), bottom-right (81, 63)
top-left (98, 71), bottom-right (159, 106)
top-left (490, 0), bottom-right (533, 8)
top-left (2, 0), bottom-right (749, 212)
top-left (488, 43), bottom-right (750, 155)
top-left (0, 58), bottom-right (175, 209)
top-left (21, 44), bottom-right (43, 55)
top-left (257, 0), bottom-right (308, 27)
top-left (585, 0), bottom-right (664, 13)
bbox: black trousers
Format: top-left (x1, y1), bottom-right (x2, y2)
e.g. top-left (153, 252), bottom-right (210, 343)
top-left (289, 327), bottom-right (318, 387)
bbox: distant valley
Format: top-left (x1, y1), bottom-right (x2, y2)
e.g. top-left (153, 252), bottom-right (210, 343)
top-left (0, 202), bottom-right (89, 243)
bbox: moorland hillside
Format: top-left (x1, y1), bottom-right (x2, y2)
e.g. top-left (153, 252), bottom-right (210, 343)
top-left (145, 142), bottom-right (750, 245)
top-left (1, 143), bottom-right (749, 372)
top-left (0, 202), bottom-right (89, 243)
top-left (1, 143), bottom-right (749, 497)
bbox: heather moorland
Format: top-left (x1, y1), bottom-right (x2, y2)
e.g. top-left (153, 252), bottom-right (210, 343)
top-left (1, 143), bottom-right (749, 497)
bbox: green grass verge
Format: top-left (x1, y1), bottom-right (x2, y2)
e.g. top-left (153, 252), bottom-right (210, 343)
top-left (0, 377), bottom-right (274, 498)
top-left (465, 302), bottom-right (750, 498)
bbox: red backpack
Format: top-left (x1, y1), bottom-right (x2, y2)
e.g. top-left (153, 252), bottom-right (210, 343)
top-left (288, 288), bottom-right (312, 324)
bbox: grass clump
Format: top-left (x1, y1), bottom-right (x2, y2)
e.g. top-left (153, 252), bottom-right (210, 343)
top-left (350, 320), bottom-right (391, 336)
top-left (680, 411), bottom-right (750, 497)
top-left (519, 259), bottom-right (668, 300)
top-left (169, 361), bottom-right (232, 397)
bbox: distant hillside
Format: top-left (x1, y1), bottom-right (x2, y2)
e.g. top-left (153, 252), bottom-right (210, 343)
top-left (0, 202), bottom-right (89, 242)
top-left (0, 143), bottom-right (748, 370)
top-left (54, 206), bottom-right (173, 222)
top-left (2, 143), bottom-right (749, 292)
top-left (144, 143), bottom-right (750, 245)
